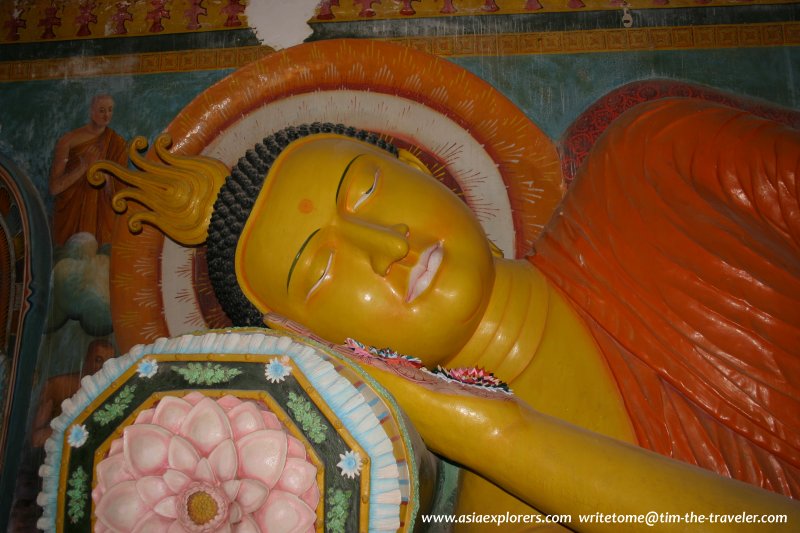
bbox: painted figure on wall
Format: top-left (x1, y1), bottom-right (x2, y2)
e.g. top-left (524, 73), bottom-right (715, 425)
top-left (30, 338), bottom-right (114, 447)
top-left (48, 94), bottom-right (126, 248)
top-left (87, 41), bottom-right (799, 529)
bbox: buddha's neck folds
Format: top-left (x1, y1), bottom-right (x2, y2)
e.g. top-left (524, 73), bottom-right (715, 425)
top-left (444, 258), bottom-right (550, 385)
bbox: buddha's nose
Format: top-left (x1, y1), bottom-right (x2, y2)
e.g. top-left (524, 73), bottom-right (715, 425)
top-left (338, 218), bottom-right (409, 275)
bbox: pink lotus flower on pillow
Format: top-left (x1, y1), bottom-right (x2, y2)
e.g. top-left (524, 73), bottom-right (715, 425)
top-left (92, 392), bottom-right (319, 532)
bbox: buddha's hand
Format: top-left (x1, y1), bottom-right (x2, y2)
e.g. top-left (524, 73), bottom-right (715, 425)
top-left (263, 312), bottom-right (524, 456)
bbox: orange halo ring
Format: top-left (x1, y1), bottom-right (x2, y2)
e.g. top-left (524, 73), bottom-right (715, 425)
top-left (111, 39), bottom-right (564, 353)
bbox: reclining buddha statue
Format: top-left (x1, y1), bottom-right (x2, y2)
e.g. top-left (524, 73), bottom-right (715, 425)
top-left (84, 90), bottom-right (800, 531)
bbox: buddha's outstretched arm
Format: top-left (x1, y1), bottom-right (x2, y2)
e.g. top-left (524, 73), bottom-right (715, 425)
top-left (358, 361), bottom-right (800, 532)
top-left (266, 313), bottom-right (799, 530)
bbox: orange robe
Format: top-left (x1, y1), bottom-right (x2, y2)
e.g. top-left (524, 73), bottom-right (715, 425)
top-left (52, 128), bottom-right (126, 246)
top-left (532, 98), bottom-right (800, 497)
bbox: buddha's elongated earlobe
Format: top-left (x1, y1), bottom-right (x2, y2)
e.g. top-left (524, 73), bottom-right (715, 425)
top-left (88, 134), bottom-right (228, 245)
top-left (398, 148), bottom-right (433, 175)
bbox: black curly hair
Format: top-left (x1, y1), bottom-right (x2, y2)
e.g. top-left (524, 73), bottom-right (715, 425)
top-left (207, 122), bottom-right (399, 326)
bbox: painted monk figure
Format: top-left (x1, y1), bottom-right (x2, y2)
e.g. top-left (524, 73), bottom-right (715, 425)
top-left (96, 99), bottom-right (800, 530)
top-left (49, 94), bottom-right (126, 247)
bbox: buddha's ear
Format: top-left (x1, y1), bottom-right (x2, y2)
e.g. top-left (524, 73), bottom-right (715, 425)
top-left (488, 239), bottom-right (505, 258)
top-left (398, 148), bottom-right (433, 176)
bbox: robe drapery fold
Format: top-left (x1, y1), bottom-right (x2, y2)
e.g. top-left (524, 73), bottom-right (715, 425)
top-left (52, 127), bottom-right (126, 247)
top-left (532, 98), bottom-right (800, 497)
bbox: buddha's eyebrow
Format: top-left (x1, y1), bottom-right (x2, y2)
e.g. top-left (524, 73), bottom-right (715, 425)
top-left (335, 154), bottom-right (364, 202)
top-left (287, 228), bottom-right (321, 291)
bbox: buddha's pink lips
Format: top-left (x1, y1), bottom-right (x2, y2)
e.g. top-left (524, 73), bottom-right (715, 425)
top-left (405, 242), bottom-right (443, 303)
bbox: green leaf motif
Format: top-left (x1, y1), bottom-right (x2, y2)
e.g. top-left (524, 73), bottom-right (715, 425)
top-left (172, 363), bottom-right (243, 385)
top-left (93, 384), bottom-right (137, 426)
top-left (286, 392), bottom-right (327, 444)
top-left (325, 488), bottom-right (352, 533)
top-left (66, 466), bottom-right (89, 524)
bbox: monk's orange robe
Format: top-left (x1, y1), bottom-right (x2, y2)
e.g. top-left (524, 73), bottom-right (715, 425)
top-left (532, 98), bottom-right (800, 497)
top-left (52, 128), bottom-right (126, 246)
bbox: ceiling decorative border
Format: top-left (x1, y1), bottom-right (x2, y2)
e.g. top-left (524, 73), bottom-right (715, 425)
top-left (312, 0), bottom-right (799, 20)
top-left (388, 21), bottom-right (800, 55)
top-left (1, 0), bottom-right (247, 44)
top-left (2, 0), bottom-right (797, 45)
top-left (0, 21), bottom-right (797, 83)
top-left (0, 44), bottom-right (272, 82)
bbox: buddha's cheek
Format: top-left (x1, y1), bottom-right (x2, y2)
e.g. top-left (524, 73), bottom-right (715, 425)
top-left (329, 286), bottom-right (487, 364)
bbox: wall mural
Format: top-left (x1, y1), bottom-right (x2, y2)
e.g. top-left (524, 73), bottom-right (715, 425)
top-left (0, 1), bottom-right (798, 531)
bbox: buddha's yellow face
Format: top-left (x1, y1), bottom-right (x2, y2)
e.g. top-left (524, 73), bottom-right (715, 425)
top-left (236, 134), bottom-right (494, 364)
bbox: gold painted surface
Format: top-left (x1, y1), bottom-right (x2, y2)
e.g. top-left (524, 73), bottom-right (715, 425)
top-left (89, 134), bottom-right (229, 246)
top-left (1, 22), bottom-right (798, 82)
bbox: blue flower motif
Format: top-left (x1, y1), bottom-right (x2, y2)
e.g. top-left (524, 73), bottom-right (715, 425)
top-left (337, 450), bottom-right (362, 479)
top-left (136, 358), bottom-right (158, 379)
top-left (264, 356), bottom-right (292, 383)
top-left (67, 424), bottom-right (89, 448)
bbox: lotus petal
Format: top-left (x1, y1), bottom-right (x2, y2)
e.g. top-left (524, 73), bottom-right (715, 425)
top-left (168, 435), bottom-right (200, 475)
top-left (124, 424), bottom-right (172, 476)
top-left (132, 511), bottom-right (174, 533)
top-left (286, 436), bottom-right (306, 459)
top-left (223, 479), bottom-right (242, 501)
top-left (254, 490), bottom-right (316, 533)
top-left (209, 438), bottom-right (239, 482)
top-left (136, 476), bottom-right (173, 508)
top-left (236, 479), bottom-right (270, 514)
top-left (261, 411), bottom-right (282, 430)
top-left (163, 469), bottom-right (191, 494)
top-left (229, 501), bottom-right (243, 524)
top-left (193, 457), bottom-right (216, 484)
top-left (109, 438), bottom-right (124, 456)
top-left (95, 481), bottom-right (149, 530)
top-left (227, 402), bottom-right (267, 440)
top-left (301, 483), bottom-right (320, 510)
top-left (275, 458), bottom-right (317, 496)
top-left (182, 391), bottom-right (205, 405)
top-left (95, 453), bottom-right (133, 495)
top-left (218, 395), bottom-right (243, 410)
top-left (152, 396), bottom-right (193, 433)
top-left (167, 520), bottom-right (191, 533)
top-left (153, 495), bottom-right (179, 518)
top-left (180, 397), bottom-right (233, 455)
top-left (134, 408), bottom-right (155, 425)
top-left (235, 430), bottom-right (287, 488)
top-left (234, 515), bottom-right (261, 533)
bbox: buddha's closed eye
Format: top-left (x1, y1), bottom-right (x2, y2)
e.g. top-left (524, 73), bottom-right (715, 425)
top-left (307, 250), bottom-right (334, 300)
top-left (353, 168), bottom-right (380, 211)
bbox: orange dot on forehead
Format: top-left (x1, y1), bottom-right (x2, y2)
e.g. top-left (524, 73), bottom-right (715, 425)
top-left (298, 198), bottom-right (314, 214)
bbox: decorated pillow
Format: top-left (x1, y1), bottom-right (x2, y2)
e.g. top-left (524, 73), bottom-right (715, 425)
top-left (37, 329), bottom-right (433, 532)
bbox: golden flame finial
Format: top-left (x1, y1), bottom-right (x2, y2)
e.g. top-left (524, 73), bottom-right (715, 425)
top-left (89, 134), bottom-right (228, 245)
